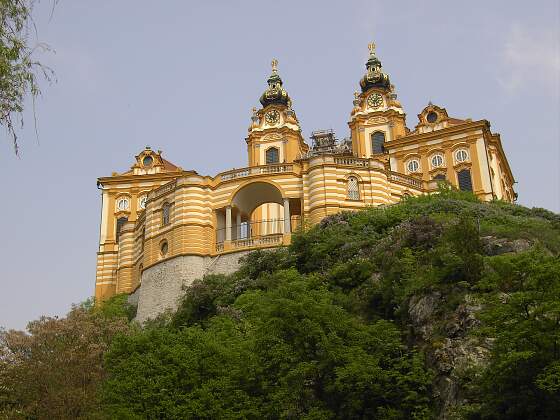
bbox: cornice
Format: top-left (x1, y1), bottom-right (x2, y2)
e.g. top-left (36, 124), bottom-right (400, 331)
top-left (98, 171), bottom-right (193, 186)
top-left (385, 120), bottom-right (490, 148)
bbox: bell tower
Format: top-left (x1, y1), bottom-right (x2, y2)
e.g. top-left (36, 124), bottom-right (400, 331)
top-left (349, 43), bottom-right (407, 159)
top-left (246, 59), bottom-right (308, 166)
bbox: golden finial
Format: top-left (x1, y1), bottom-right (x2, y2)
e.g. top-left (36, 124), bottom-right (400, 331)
top-left (368, 42), bottom-right (376, 54)
top-left (271, 58), bottom-right (278, 73)
top-left (354, 91), bottom-right (360, 99)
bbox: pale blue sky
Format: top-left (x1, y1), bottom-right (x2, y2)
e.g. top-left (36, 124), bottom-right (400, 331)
top-left (1, 0), bottom-right (559, 330)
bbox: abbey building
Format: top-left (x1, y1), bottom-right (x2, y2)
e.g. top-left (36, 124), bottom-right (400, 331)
top-left (95, 44), bottom-right (515, 318)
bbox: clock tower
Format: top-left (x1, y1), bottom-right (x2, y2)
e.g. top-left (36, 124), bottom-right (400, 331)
top-left (349, 43), bottom-right (407, 159)
top-left (246, 59), bottom-right (308, 166)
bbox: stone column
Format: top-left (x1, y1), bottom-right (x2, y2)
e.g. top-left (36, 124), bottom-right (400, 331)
top-left (225, 206), bottom-right (232, 241)
top-left (236, 212), bottom-right (241, 239)
top-left (283, 198), bottom-right (291, 234)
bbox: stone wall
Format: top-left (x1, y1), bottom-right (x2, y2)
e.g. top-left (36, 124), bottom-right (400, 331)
top-left (133, 250), bottom-right (252, 323)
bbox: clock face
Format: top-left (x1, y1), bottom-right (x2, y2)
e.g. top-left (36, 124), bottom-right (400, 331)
top-left (265, 110), bottom-right (280, 125)
top-left (367, 93), bottom-right (383, 109)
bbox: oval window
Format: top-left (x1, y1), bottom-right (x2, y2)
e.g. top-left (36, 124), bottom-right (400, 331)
top-left (426, 111), bottom-right (438, 123)
top-left (143, 156), bottom-right (153, 167)
top-left (117, 197), bottom-right (129, 211)
top-left (431, 154), bottom-right (444, 168)
top-left (455, 149), bottom-right (469, 162)
top-left (160, 240), bottom-right (169, 256)
top-left (139, 195), bottom-right (148, 209)
top-left (407, 159), bottom-right (420, 173)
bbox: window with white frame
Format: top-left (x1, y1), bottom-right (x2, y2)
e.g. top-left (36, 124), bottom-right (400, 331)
top-left (455, 149), bottom-right (469, 163)
top-left (431, 153), bottom-right (444, 168)
top-left (117, 197), bottom-right (129, 211)
top-left (407, 159), bottom-right (420, 173)
top-left (347, 176), bottom-right (360, 200)
top-left (139, 194), bottom-right (148, 210)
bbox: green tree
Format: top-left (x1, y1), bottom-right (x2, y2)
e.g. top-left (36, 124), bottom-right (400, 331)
top-left (103, 270), bottom-right (434, 419)
top-left (470, 250), bottom-right (560, 419)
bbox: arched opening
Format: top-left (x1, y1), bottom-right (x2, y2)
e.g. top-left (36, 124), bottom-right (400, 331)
top-left (215, 182), bottom-right (301, 250)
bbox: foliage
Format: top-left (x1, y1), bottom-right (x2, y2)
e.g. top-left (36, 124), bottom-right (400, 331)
top-left (464, 250), bottom-right (560, 419)
top-left (0, 0), bottom-right (54, 154)
top-left (3, 193), bottom-right (559, 418)
top-left (0, 304), bottom-right (129, 419)
top-left (103, 270), bottom-right (434, 419)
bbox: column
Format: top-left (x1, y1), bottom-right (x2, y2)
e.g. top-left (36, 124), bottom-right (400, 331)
top-left (225, 206), bottom-right (232, 241)
top-left (236, 212), bottom-right (241, 240)
top-left (283, 198), bottom-right (291, 234)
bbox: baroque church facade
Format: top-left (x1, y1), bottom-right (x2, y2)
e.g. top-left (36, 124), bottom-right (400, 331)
top-left (95, 44), bottom-right (515, 318)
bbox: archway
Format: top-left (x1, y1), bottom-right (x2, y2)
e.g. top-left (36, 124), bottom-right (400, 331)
top-left (215, 182), bottom-right (299, 247)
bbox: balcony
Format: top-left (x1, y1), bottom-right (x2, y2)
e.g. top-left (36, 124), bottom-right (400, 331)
top-left (215, 217), bottom-right (300, 253)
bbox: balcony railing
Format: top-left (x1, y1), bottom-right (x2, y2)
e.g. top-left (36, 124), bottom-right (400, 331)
top-left (387, 171), bottom-right (423, 189)
top-left (215, 217), bottom-right (300, 252)
top-left (219, 164), bottom-right (294, 181)
top-left (334, 157), bottom-right (370, 167)
top-left (152, 180), bottom-right (176, 200)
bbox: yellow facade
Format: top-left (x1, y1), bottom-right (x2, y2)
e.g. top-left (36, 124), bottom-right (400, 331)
top-left (95, 44), bottom-right (515, 302)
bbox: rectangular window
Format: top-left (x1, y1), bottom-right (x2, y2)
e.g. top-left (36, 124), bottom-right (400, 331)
top-left (457, 169), bottom-right (473, 191)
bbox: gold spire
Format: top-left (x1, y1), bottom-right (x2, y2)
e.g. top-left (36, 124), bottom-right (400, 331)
top-left (368, 42), bottom-right (376, 54)
top-left (271, 58), bottom-right (278, 74)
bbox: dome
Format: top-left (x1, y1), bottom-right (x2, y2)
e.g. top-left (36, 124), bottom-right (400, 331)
top-left (259, 59), bottom-right (291, 107)
top-left (359, 42), bottom-right (391, 93)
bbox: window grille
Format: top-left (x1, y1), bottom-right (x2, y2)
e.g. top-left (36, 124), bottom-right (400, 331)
top-left (347, 176), bottom-right (360, 200)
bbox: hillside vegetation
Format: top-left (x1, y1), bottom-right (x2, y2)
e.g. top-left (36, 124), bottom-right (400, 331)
top-left (2, 189), bottom-right (559, 419)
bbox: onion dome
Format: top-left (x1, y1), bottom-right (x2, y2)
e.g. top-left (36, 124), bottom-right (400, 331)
top-left (359, 42), bottom-right (391, 93)
top-left (259, 59), bottom-right (290, 107)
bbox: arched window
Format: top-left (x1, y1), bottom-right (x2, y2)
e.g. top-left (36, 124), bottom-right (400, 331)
top-left (371, 132), bottom-right (385, 154)
top-left (433, 173), bottom-right (446, 181)
top-left (266, 147), bottom-right (279, 164)
top-left (116, 217), bottom-right (128, 243)
top-left (457, 169), bottom-right (473, 191)
top-left (162, 202), bottom-right (171, 226)
top-left (347, 176), bottom-right (360, 200)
